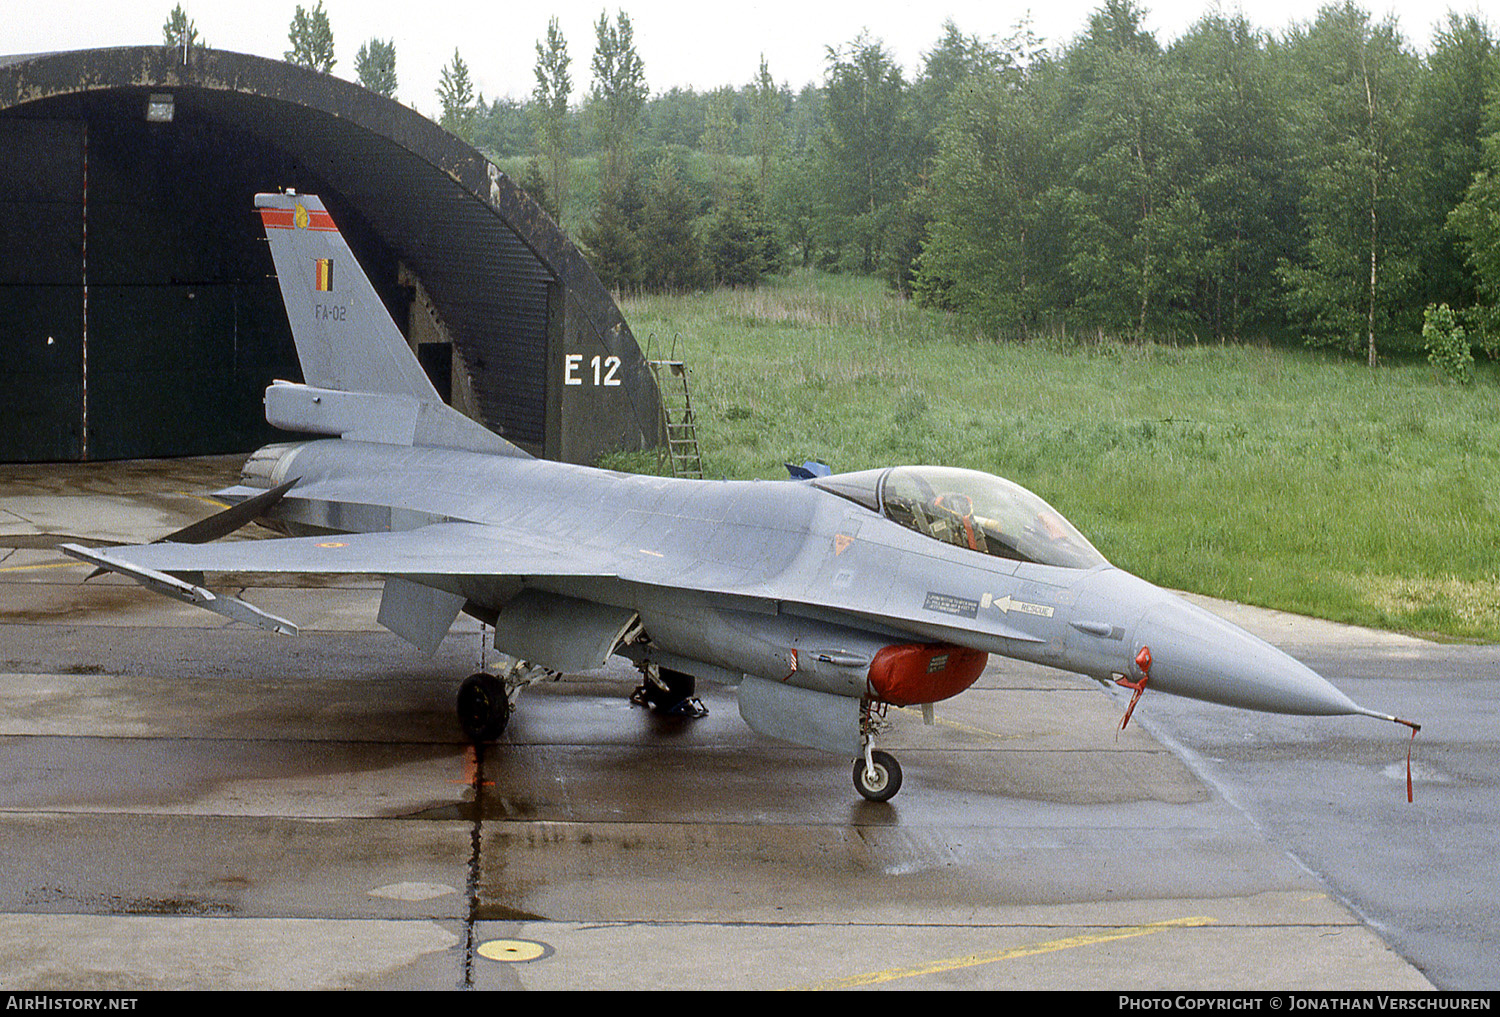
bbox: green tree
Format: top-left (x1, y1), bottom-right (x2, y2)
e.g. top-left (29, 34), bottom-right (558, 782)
top-left (703, 85), bottom-right (738, 204)
top-left (472, 97), bottom-right (529, 157)
top-left (785, 82), bottom-right (825, 157)
top-left (705, 175), bottom-right (783, 287)
top-left (588, 9), bottom-right (648, 194)
top-left (285, 1), bottom-right (335, 73)
top-left (532, 17), bottom-right (573, 222)
top-left (638, 158), bottom-right (708, 291)
top-left (162, 4), bottom-right (203, 49)
top-left (644, 87), bottom-right (705, 148)
top-left (1167, 12), bottom-right (1295, 338)
top-left (912, 19), bottom-right (1018, 163)
top-left (814, 33), bottom-right (918, 273)
top-left (1059, 1), bottom-right (1206, 336)
top-left (580, 172), bottom-right (643, 292)
top-left (1276, 2), bottom-right (1423, 366)
top-left (917, 64), bottom-right (1064, 335)
top-left (1422, 302), bottom-right (1473, 381)
top-left (437, 49), bottom-right (477, 138)
top-left (517, 157), bottom-right (558, 221)
top-left (889, 18), bottom-right (1046, 300)
top-left (769, 158), bottom-right (820, 268)
top-left (748, 56), bottom-right (785, 193)
top-left (1447, 65), bottom-right (1500, 348)
top-left (355, 38), bottom-right (398, 98)
top-left (1412, 13), bottom-right (1494, 315)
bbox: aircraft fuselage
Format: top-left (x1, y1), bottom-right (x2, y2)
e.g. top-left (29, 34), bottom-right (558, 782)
top-left (245, 438), bottom-right (1362, 720)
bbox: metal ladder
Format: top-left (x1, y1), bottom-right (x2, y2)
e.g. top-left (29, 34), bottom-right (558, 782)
top-left (648, 359), bottom-right (704, 479)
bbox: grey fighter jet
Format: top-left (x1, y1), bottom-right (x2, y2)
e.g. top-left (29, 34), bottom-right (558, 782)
top-left (63, 193), bottom-right (1418, 802)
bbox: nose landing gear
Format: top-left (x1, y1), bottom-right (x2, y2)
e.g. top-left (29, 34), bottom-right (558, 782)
top-left (853, 747), bottom-right (902, 802)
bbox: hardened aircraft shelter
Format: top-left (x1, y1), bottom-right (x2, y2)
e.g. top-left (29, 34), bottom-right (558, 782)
top-left (0, 45), bottom-right (659, 464)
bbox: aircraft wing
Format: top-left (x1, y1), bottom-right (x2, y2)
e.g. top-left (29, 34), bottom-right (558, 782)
top-left (59, 522), bottom-right (619, 638)
top-left (63, 522), bottom-right (616, 579)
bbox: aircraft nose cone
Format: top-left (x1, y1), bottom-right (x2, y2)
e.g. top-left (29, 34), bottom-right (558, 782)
top-left (1135, 595), bottom-right (1361, 716)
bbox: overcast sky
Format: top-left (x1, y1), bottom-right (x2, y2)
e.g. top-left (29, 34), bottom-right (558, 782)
top-left (8, 1), bottom-right (1490, 118)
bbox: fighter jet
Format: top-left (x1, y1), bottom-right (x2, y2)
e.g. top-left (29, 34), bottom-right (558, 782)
top-left (62, 192), bottom-right (1418, 802)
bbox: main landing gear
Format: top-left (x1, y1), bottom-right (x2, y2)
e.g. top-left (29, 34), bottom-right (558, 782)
top-left (456, 658), bottom-right (560, 743)
top-left (457, 672), bottom-right (509, 742)
top-left (630, 663), bottom-right (708, 719)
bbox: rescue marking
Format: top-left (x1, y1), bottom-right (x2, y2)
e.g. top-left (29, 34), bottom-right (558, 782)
top-left (790, 916), bottom-right (1216, 990)
top-left (982, 593), bottom-right (1055, 618)
top-left (314, 541), bottom-right (347, 548)
top-left (833, 534), bottom-right (854, 556)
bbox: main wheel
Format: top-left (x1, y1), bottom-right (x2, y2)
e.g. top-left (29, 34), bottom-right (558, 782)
top-left (631, 667), bottom-right (708, 718)
top-left (457, 672), bottom-right (510, 742)
top-left (853, 750), bottom-right (903, 802)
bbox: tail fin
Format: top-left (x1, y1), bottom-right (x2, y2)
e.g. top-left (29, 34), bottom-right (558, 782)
top-left (257, 192), bottom-right (436, 399)
top-left (256, 191), bottom-right (527, 457)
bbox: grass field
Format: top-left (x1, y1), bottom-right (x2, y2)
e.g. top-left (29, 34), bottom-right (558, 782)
top-left (615, 271), bottom-right (1500, 643)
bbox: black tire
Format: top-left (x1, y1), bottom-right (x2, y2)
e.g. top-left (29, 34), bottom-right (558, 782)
top-left (457, 672), bottom-right (509, 742)
top-left (635, 667), bottom-right (704, 716)
top-left (853, 750), bottom-right (902, 802)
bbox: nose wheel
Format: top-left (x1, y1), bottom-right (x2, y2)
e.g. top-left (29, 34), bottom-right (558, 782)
top-left (853, 748), bottom-right (902, 802)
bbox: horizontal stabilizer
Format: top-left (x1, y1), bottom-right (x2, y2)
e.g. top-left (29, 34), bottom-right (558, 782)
top-left (160, 477), bottom-right (298, 545)
top-left (83, 477), bottom-right (299, 581)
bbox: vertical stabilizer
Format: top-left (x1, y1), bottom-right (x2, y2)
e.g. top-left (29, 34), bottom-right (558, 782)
top-left (256, 192), bottom-right (438, 401)
top-left (255, 192), bottom-right (529, 457)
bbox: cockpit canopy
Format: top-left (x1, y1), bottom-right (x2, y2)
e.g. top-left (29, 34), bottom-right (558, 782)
top-left (813, 465), bottom-right (1108, 570)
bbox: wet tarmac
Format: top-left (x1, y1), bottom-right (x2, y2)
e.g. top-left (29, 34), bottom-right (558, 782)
top-left (0, 458), bottom-right (1449, 990)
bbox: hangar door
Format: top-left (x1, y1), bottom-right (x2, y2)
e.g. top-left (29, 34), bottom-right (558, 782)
top-left (0, 120), bottom-right (84, 460)
top-left (0, 114), bottom-right (302, 462)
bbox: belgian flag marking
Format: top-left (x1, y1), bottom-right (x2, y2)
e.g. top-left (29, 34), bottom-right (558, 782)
top-left (315, 258), bottom-right (334, 291)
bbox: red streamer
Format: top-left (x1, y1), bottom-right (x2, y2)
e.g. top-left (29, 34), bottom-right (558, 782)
top-left (1395, 718), bottom-right (1420, 804)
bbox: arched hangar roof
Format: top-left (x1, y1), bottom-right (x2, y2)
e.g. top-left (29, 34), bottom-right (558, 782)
top-left (0, 45), bottom-right (658, 463)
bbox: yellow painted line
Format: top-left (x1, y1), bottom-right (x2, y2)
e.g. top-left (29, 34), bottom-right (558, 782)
top-left (895, 705), bottom-right (1040, 742)
top-left (176, 492), bottom-right (232, 510)
top-left (789, 916), bottom-right (1216, 990)
top-left (0, 560), bottom-right (87, 574)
